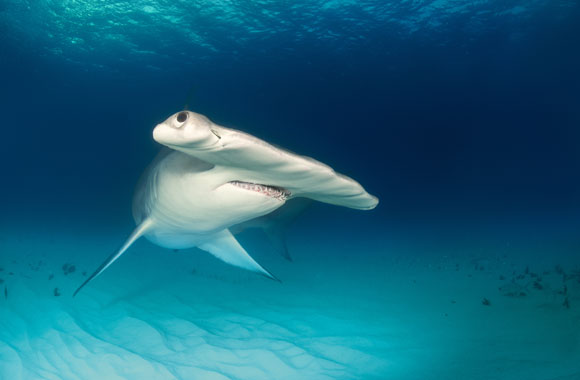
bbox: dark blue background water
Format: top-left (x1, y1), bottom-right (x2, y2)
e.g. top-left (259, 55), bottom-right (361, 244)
top-left (1, 0), bottom-right (579, 236)
top-left (1, 3), bottom-right (580, 379)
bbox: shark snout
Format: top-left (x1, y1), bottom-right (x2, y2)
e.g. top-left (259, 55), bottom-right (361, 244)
top-left (152, 123), bottom-right (174, 144)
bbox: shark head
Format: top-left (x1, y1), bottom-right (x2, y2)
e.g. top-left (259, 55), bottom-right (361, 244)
top-left (153, 111), bottom-right (221, 150)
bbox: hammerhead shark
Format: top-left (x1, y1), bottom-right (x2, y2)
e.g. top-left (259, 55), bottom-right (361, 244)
top-left (74, 110), bottom-right (378, 296)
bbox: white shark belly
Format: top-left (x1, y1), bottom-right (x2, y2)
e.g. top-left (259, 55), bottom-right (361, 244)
top-left (142, 227), bottom-right (207, 249)
top-left (146, 181), bottom-right (287, 241)
top-left (138, 152), bottom-right (288, 248)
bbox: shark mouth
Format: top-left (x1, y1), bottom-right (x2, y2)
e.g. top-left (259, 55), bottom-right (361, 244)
top-left (230, 181), bottom-right (291, 200)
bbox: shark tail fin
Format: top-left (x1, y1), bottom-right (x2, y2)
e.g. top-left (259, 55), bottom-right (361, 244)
top-left (73, 218), bottom-right (154, 297)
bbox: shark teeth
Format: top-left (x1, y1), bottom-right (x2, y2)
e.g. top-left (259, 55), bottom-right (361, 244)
top-left (230, 181), bottom-right (291, 200)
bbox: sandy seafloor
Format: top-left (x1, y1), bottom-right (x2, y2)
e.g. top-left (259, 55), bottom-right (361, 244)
top-left (1, 213), bottom-right (579, 380)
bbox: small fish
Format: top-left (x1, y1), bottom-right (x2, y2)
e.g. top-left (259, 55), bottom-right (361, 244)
top-left (563, 296), bottom-right (570, 309)
top-left (4, 286), bottom-right (7, 300)
top-left (482, 298), bottom-right (491, 306)
top-left (54, 288), bottom-right (61, 297)
top-left (48, 274), bottom-right (54, 280)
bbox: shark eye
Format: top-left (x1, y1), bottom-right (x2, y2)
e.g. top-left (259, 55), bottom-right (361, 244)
top-left (176, 112), bottom-right (188, 123)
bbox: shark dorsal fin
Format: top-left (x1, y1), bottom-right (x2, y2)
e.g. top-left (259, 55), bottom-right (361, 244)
top-left (183, 86), bottom-right (196, 111)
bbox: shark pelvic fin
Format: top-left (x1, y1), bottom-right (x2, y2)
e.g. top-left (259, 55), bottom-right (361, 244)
top-left (198, 229), bottom-right (280, 282)
top-left (73, 218), bottom-right (155, 297)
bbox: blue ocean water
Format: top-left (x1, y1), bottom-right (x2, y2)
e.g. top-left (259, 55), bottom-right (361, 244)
top-left (1, 1), bottom-right (580, 379)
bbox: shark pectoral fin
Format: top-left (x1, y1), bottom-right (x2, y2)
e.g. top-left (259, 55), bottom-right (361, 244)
top-left (73, 219), bottom-right (155, 297)
top-left (261, 198), bottom-right (312, 261)
top-left (198, 229), bottom-right (280, 282)
top-left (232, 198), bottom-right (312, 261)
top-left (263, 225), bottom-right (292, 262)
